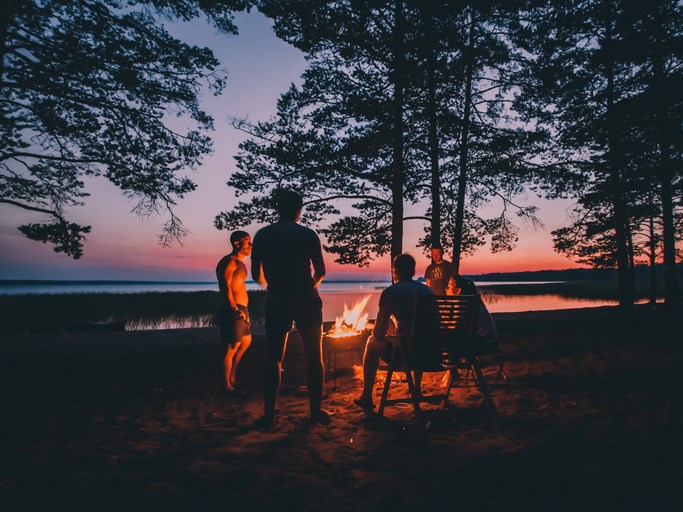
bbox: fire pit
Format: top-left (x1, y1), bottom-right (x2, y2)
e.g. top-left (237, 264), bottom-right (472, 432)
top-left (323, 295), bottom-right (374, 389)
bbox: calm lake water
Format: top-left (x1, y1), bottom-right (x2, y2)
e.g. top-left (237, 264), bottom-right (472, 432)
top-left (0, 279), bottom-right (564, 296)
top-left (121, 290), bottom-right (632, 331)
top-left (320, 289), bottom-right (627, 320)
top-left (0, 280), bottom-right (392, 295)
top-left (0, 280), bottom-right (634, 330)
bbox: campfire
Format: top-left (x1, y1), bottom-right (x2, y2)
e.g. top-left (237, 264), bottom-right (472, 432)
top-left (323, 295), bottom-right (373, 388)
top-left (325, 295), bottom-right (372, 339)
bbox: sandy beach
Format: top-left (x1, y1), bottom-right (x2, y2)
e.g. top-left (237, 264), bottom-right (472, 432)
top-left (1, 305), bottom-right (681, 511)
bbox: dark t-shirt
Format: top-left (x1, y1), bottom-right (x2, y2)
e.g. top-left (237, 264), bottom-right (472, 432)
top-left (251, 220), bottom-right (325, 297)
top-left (424, 260), bottom-right (455, 295)
top-left (373, 279), bottom-right (434, 340)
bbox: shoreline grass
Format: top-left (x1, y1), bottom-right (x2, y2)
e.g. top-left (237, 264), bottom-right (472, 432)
top-left (0, 291), bottom-right (267, 334)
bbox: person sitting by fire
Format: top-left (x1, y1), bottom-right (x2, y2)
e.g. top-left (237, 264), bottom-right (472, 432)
top-left (215, 230), bottom-right (253, 394)
top-left (354, 253), bottom-right (434, 411)
top-left (448, 273), bottom-right (498, 347)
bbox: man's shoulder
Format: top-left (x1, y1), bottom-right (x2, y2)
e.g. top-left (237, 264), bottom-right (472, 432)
top-left (384, 280), bottom-right (433, 295)
top-left (296, 223), bottom-right (320, 238)
top-left (220, 254), bottom-right (240, 268)
top-left (216, 254), bottom-right (232, 268)
top-left (254, 224), bottom-right (275, 237)
top-left (255, 221), bottom-right (318, 238)
top-left (252, 223), bottom-right (280, 245)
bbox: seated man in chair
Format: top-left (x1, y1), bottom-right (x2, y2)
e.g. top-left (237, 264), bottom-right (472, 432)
top-left (354, 253), bottom-right (434, 410)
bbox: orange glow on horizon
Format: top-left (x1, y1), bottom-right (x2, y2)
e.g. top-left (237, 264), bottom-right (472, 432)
top-left (321, 249), bottom-right (587, 276)
top-left (79, 227), bottom-right (588, 280)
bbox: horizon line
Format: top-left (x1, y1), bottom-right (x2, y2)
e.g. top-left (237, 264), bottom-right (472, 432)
top-left (0, 267), bottom-right (621, 285)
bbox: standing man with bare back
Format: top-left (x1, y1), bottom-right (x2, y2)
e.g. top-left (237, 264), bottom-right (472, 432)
top-left (251, 190), bottom-right (328, 427)
top-left (215, 230), bottom-right (253, 393)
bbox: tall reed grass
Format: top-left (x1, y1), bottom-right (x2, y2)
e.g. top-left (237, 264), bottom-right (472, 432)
top-left (0, 290), bottom-right (266, 334)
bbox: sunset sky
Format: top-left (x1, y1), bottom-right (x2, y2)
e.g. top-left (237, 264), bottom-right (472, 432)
top-left (0, 10), bottom-right (586, 282)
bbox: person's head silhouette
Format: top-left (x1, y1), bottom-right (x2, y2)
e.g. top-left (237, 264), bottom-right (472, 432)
top-left (392, 253), bottom-right (416, 281)
top-left (229, 230), bottom-right (251, 255)
top-left (277, 190), bottom-right (303, 222)
top-left (431, 244), bottom-right (444, 263)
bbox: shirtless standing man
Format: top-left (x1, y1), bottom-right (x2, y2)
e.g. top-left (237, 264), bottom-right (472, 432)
top-left (215, 230), bottom-right (253, 392)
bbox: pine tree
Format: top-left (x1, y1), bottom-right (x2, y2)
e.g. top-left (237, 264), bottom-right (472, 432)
top-left (1, 0), bottom-right (250, 257)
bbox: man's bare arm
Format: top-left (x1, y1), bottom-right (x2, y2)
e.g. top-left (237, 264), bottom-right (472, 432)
top-left (372, 293), bottom-right (391, 341)
top-left (311, 234), bottom-right (326, 287)
top-left (250, 248), bottom-right (267, 287)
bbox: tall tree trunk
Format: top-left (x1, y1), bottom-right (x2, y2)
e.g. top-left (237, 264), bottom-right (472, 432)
top-left (627, 228), bottom-right (635, 275)
top-left (390, 0), bottom-right (405, 265)
top-left (604, 11), bottom-right (635, 311)
top-left (648, 193), bottom-right (657, 306)
top-left (652, 17), bottom-right (680, 315)
top-left (452, 10), bottom-right (475, 274)
top-left (426, 10), bottom-right (441, 248)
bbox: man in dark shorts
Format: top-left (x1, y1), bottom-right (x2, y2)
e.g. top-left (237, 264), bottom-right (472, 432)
top-left (215, 230), bottom-right (252, 393)
top-left (251, 190), bottom-right (328, 426)
top-left (424, 244), bottom-right (456, 295)
top-left (354, 253), bottom-right (434, 410)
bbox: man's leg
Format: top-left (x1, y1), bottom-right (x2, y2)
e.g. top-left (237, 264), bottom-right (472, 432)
top-left (262, 299), bottom-right (291, 424)
top-left (219, 307), bottom-right (240, 391)
top-left (356, 335), bottom-right (385, 405)
top-left (295, 297), bottom-right (324, 419)
top-left (262, 329), bottom-right (288, 422)
top-left (230, 334), bottom-right (252, 388)
top-left (224, 343), bottom-right (239, 391)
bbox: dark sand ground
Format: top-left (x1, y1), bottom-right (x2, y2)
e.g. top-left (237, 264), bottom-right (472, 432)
top-left (1, 305), bottom-right (681, 511)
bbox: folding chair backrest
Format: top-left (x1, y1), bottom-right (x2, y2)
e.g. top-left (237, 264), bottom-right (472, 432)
top-left (412, 294), bottom-right (481, 368)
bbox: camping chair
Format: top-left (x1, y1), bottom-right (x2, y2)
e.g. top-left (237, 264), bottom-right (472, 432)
top-left (463, 344), bottom-right (509, 384)
top-left (377, 294), bottom-right (499, 432)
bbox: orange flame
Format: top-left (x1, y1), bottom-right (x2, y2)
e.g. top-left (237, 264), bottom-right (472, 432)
top-left (327, 295), bottom-right (371, 338)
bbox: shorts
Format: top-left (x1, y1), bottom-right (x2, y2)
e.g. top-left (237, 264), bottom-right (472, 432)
top-left (265, 294), bottom-right (322, 338)
top-left (364, 335), bottom-right (400, 365)
top-left (216, 303), bottom-right (251, 347)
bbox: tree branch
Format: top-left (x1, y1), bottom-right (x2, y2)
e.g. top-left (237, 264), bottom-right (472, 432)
top-left (0, 198), bottom-right (61, 218)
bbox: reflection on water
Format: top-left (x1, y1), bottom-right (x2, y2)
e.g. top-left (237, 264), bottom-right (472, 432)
top-left (320, 290), bottom-right (625, 320)
top-left (123, 291), bottom-right (646, 331)
top-left (481, 293), bottom-right (620, 313)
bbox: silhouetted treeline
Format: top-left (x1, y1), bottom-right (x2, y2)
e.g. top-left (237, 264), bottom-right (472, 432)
top-left (216, 0), bottom-right (681, 318)
top-left (467, 264), bottom-right (678, 283)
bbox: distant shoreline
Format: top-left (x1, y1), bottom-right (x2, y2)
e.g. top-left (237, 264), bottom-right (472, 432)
top-left (0, 264), bottom-right (671, 286)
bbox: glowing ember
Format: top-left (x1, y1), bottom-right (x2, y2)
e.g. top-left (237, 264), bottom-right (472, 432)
top-left (326, 295), bottom-right (371, 338)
